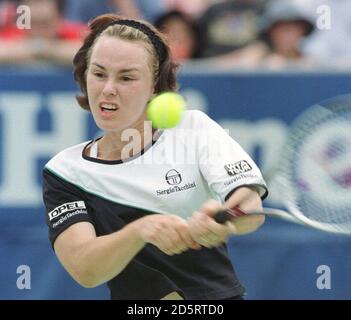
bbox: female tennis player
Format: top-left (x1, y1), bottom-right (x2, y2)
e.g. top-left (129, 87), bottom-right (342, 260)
top-left (42, 14), bottom-right (268, 300)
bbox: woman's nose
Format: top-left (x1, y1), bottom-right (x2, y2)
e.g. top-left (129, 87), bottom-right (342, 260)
top-left (102, 80), bottom-right (117, 97)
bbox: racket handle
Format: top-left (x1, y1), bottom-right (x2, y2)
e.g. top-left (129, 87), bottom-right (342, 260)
top-left (214, 207), bottom-right (249, 224)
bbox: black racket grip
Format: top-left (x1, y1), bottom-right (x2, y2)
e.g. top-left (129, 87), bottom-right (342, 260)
top-left (214, 210), bottom-right (233, 224)
top-left (214, 208), bottom-right (249, 224)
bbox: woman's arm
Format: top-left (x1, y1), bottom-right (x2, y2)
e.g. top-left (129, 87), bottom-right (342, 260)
top-left (224, 186), bottom-right (265, 235)
top-left (54, 214), bottom-right (199, 288)
top-left (54, 220), bottom-right (145, 288)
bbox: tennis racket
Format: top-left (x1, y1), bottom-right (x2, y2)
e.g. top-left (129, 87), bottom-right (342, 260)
top-left (215, 94), bottom-right (351, 235)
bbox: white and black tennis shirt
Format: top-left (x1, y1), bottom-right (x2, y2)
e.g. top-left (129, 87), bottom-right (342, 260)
top-left (43, 110), bottom-right (268, 300)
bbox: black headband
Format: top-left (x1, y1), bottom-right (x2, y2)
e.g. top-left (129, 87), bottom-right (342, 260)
top-left (105, 19), bottom-right (166, 65)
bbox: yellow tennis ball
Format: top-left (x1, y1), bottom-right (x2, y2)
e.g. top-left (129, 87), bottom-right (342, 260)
top-left (147, 92), bottom-right (185, 129)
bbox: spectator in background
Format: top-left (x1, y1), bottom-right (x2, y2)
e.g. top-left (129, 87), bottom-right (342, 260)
top-left (293, 0), bottom-right (351, 69)
top-left (257, 0), bottom-right (315, 68)
top-left (64, 0), bottom-right (167, 24)
top-left (0, 0), bottom-right (86, 66)
top-left (212, 0), bottom-right (315, 70)
top-left (197, 0), bottom-right (265, 58)
top-left (164, 0), bottom-right (215, 18)
top-left (154, 10), bottom-right (202, 63)
top-left (0, 1), bottom-right (19, 31)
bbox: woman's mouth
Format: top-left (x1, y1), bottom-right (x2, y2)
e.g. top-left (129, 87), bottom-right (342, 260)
top-left (99, 103), bottom-right (119, 117)
top-left (100, 103), bottom-right (118, 112)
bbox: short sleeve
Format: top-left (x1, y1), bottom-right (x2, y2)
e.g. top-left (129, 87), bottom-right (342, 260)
top-left (42, 169), bottom-right (94, 247)
top-left (195, 112), bottom-right (268, 202)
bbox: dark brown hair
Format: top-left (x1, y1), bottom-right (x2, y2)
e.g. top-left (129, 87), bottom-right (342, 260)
top-left (73, 14), bottom-right (179, 111)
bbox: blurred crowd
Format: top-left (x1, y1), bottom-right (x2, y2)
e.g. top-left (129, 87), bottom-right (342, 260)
top-left (0, 0), bottom-right (351, 70)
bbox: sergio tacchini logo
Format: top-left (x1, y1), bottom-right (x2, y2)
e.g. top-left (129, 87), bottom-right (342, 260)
top-left (165, 169), bottom-right (182, 185)
top-left (156, 170), bottom-right (196, 196)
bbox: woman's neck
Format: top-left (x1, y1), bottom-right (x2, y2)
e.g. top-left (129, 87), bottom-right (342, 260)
top-left (97, 120), bottom-right (155, 161)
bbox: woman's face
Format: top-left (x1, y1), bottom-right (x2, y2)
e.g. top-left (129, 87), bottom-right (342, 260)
top-left (86, 36), bottom-right (155, 133)
top-left (268, 21), bottom-right (306, 54)
top-left (162, 17), bottom-right (195, 61)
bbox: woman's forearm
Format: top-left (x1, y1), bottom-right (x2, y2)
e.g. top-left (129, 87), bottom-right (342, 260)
top-left (60, 220), bottom-right (146, 288)
top-left (224, 186), bottom-right (265, 234)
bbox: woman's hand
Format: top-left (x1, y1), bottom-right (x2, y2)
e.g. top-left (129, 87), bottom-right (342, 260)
top-left (187, 200), bottom-right (237, 249)
top-left (188, 187), bottom-right (265, 248)
top-left (137, 214), bottom-right (201, 255)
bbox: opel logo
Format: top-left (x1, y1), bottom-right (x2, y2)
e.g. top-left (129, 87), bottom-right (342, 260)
top-left (165, 169), bottom-right (182, 185)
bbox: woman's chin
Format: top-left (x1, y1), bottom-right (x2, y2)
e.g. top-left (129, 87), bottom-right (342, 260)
top-left (98, 121), bottom-right (140, 135)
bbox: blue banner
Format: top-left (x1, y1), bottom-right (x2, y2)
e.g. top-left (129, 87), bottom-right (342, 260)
top-left (1, 66), bottom-right (351, 299)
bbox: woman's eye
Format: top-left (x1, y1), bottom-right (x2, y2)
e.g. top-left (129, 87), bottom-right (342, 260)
top-left (94, 72), bottom-right (104, 78)
top-left (122, 76), bottom-right (134, 81)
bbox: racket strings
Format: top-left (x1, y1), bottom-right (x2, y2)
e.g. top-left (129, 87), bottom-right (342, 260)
top-left (278, 99), bottom-right (351, 233)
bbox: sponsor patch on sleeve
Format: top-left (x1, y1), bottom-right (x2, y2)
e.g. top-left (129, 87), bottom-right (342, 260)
top-left (48, 201), bottom-right (86, 221)
top-left (224, 160), bottom-right (252, 176)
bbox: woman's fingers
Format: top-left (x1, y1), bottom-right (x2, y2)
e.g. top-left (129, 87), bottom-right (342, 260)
top-left (188, 205), bottom-right (237, 248)
top-left (141, 215), bottom-right (200, 255)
